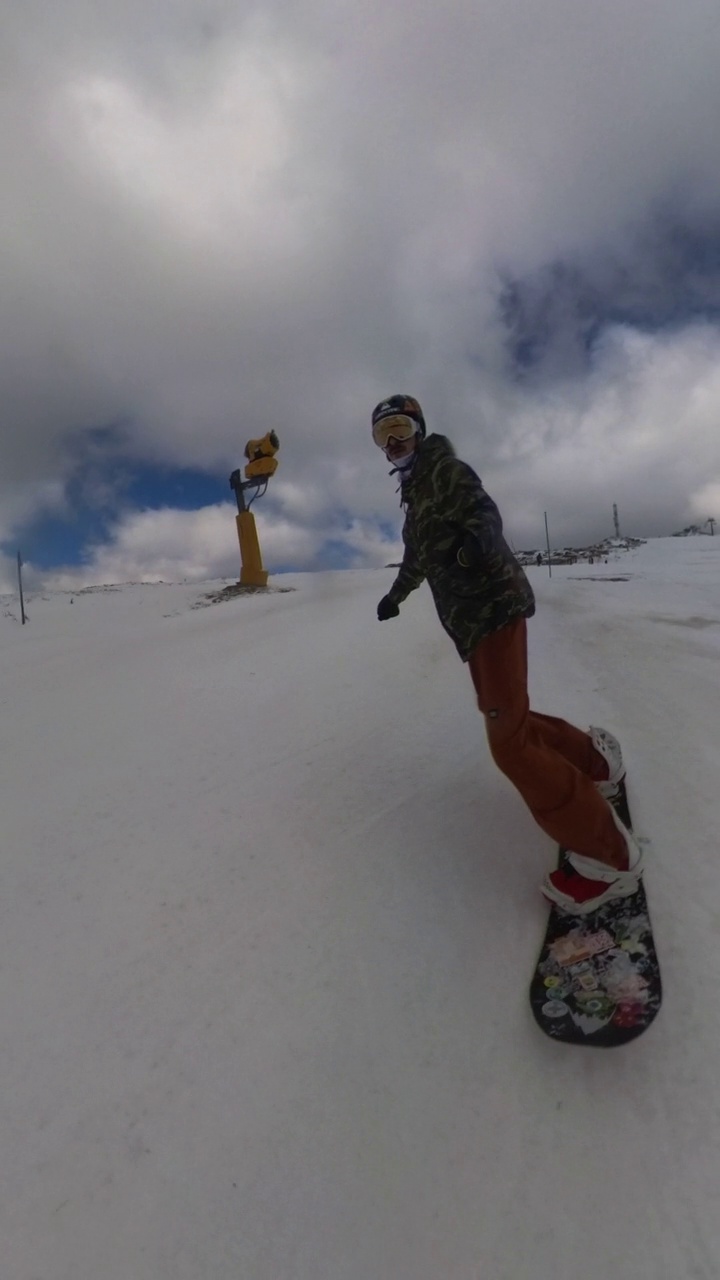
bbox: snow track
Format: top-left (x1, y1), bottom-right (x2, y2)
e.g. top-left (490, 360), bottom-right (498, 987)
top-left (1, 541), bottom-right (719, 1278)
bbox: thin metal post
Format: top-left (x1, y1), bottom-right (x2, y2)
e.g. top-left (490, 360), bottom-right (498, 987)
top-left (544, 513), bottom-right (552, 578)
top-left (17, 551), bottom-right (26, 624)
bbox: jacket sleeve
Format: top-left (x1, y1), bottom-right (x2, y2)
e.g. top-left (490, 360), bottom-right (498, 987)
top-left (388, 540), bottom-right (426, 603)
top-left (432, 454), bottom-right (504, 557)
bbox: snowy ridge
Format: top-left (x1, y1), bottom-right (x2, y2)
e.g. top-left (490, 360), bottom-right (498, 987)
top-left (1, 540), bottom-right (719, 1279)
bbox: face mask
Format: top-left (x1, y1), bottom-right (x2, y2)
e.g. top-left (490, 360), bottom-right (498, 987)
top-left (389, 450), bottom-right (417, 472)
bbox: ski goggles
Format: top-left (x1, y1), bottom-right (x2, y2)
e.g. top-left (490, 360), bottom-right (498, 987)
top-left (371, 414), bottom-right (419, 449)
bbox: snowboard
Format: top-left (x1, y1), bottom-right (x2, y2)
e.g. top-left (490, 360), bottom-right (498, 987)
top-left (529, 779), bottom-right (661, 1046)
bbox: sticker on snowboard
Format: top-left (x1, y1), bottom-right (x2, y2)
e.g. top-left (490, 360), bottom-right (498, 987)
top-left (529, 780), bottom-right (661, 1046)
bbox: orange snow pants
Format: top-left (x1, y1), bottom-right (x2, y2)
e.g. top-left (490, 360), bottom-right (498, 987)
top-left (467, 618), bottom-right (628, 869)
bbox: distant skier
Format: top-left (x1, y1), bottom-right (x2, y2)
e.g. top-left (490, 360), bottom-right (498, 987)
top-left (371, 394), bottom-right (643, 913)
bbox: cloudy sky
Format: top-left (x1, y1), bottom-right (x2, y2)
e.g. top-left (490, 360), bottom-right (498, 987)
top-left (3, 0), bottom-right (720, 590)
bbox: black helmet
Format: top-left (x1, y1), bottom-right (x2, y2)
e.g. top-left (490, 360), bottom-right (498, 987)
top-left (371, 395), bottom-right (426, 439)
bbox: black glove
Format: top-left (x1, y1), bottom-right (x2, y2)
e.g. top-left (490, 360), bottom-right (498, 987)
top-left (452, 531), bottom-right (485, 569)
top-left (377, 595), bottom-right (400, 620)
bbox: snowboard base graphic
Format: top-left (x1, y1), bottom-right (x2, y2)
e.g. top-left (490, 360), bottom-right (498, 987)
top-left (529, 781), bottom-right (661, 1046)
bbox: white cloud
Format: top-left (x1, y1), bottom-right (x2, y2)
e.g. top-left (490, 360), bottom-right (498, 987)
top-left (39, 500), bottom-right (333, 589)
top-left (484, 323), bottom-right (720, 546)
top-left (34, 489), bottom-right (403, 589)
top-left (690, 485), bottom-right (720, 524)
top-left (43, 505), bottom-right (238, 588)
top-left (64, 40), bottom-right (310, 248)
top-left (3, 0), bottom-right (720, 576)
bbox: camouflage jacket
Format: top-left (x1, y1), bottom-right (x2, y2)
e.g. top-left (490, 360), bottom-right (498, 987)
top-left (387, 434), bottom-right (535, 660)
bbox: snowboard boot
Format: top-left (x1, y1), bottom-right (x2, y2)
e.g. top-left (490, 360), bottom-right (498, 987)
top-left (588, 725), bottom-right (625, 801)
top-left (541, 804), bottom-right (644, 915)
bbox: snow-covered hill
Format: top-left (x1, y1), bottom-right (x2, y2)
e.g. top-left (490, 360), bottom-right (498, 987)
top-left (1, 538), bottom-right (719, 1279)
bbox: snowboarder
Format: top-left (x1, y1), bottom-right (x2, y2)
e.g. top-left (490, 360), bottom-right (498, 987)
top-left (371, 394), bottom-right (643, 914)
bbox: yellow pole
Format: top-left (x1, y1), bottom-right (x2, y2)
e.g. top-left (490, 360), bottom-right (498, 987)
top-left (236, 511), bottom-right (268, 587)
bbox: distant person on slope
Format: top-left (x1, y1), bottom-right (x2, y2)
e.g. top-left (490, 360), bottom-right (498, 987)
top-left (371, 394), bottom-right (643, 914)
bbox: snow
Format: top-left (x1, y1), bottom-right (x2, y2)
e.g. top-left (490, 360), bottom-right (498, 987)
top-left (1, 538), bottom-right (719, 1279)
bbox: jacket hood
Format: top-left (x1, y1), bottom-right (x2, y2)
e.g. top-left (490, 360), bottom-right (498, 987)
top-left (417, 433), bottom-right (455, 461)
top-left (399, 433), bottom-right (455, 483)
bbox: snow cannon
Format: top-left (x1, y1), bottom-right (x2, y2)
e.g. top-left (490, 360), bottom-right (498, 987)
top-left (228, 432), bottom-right (280, 588)
top-left (243, 430), bottom-right (279, 482)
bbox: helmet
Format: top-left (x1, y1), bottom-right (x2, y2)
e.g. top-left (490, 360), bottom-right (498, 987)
top-left (371, 395), bottom-right (426, 440)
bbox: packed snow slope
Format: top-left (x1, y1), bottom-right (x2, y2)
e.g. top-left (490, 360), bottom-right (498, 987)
top-left (1, 537), bottom-right (719, 1280)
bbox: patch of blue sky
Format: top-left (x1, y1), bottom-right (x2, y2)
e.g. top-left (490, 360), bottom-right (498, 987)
top-left (126, 462), bottom-right (228, 512)
top-left (6, 459), bottom-right (230, 569)
top-left (500, 212), bottom-right (720, 378)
